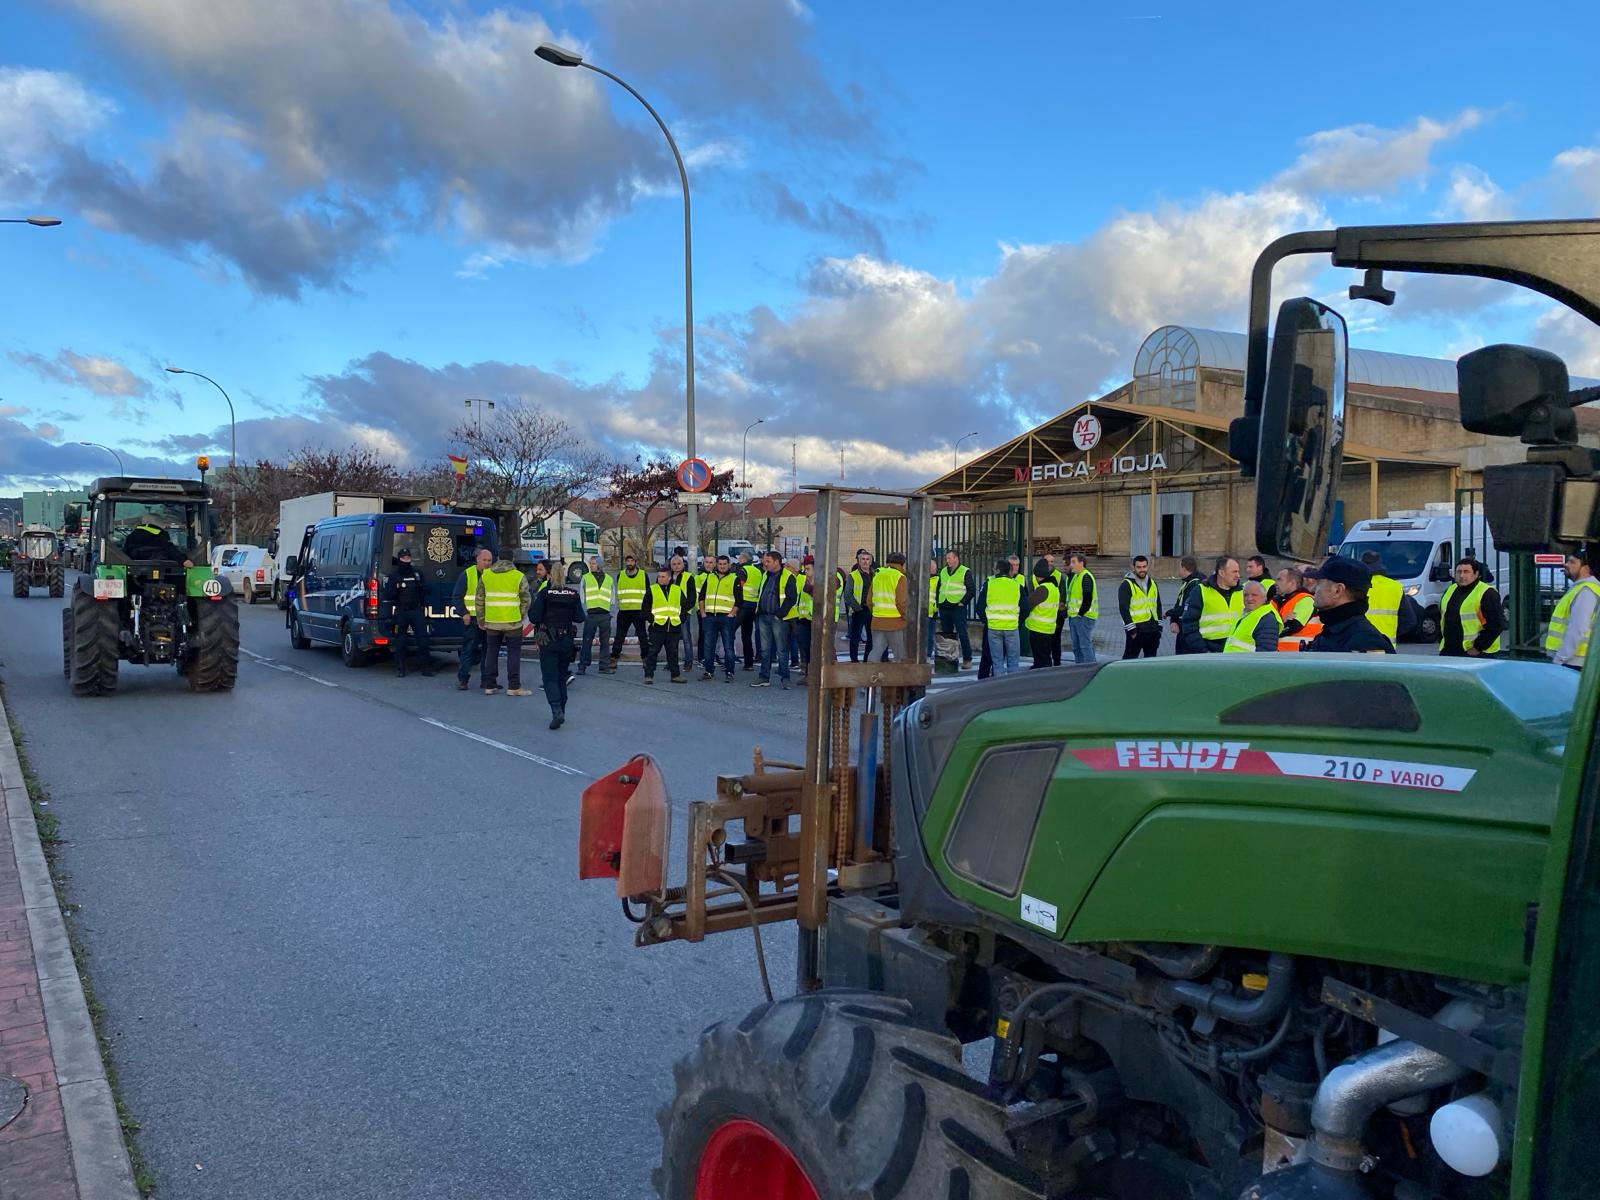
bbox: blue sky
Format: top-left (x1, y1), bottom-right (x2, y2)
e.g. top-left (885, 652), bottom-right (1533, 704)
top-left (2, 0), bottom-right (1598, 494)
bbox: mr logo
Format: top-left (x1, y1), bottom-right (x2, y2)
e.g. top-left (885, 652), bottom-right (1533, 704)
top-left (1113, 740), bottom-right (1250, 771)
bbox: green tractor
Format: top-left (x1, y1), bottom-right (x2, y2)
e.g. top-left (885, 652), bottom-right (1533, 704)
top-left (62, 473), bottom-right (240, 696)
top-left (583, 222), bottom-right (1600, 1200)
top-left (12, 526), bottom-right (65, 598)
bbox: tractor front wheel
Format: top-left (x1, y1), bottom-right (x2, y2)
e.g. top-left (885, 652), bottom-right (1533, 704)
top-left (656, 992), bottom-right (1045, 1200)
top-left (68, 588), bottom-right (119, 697)
top-left (11, 573), bottom-right (25, 598)
top-left (188, 598), bottom-right (240, 692)
top-left (48, 568), bottom-right (63, 599)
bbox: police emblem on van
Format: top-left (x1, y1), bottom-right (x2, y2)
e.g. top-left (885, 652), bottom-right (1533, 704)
top-left (426, 526), bottom-right (453, 563)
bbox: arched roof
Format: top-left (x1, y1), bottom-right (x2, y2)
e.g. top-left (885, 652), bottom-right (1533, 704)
top-left (1135, 325), bottom-right (1461, 394)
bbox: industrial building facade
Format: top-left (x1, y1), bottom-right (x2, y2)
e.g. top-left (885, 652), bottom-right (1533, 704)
top-left (924, 325), bottom-right (1600, 567)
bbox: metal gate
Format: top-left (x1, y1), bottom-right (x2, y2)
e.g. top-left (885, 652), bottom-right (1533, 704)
top-left (875, 505), bottom-right (1029, 620)
top-left (1455, 487), bottom-right (1563, 659)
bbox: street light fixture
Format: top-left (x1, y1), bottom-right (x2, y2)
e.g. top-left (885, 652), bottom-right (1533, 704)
top-left (954, 431), bottom-right (981, 469)
top-left (536, 41), bottom-right (702, 559)
top-left (165, 367), bottom-right (238, 542)
top-left (741, 417), bottom-right (766, 506)
top-left (0, 216), bottom-right (62, 227)
top-left (464, 397), bottom-right (495, 435)
top-left (79, 442), bottom-right (125, 474)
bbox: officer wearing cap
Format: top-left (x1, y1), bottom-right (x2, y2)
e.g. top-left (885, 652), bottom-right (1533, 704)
top-left (386, 546), bottom-right (434, 676)
top-left (1303, 557), bottom-right (1395, 653)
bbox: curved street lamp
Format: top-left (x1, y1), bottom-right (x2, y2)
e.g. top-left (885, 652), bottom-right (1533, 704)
top-left (0, 216), bottom-right (62, 227)
top-left (536, 41), bottom-right (701, 558)
top-left (79, 441), bottom-right (125, 474)
top-left (165, 367), bottom-right (237, 542)
top-left (954, 431), bottom-right (981, 469)
top-left (741, 417), bottom-right (766, 506)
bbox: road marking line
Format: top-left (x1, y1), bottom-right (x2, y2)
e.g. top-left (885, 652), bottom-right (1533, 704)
top-left (419, 718), bottom-right (586, 777)
top-left (240, 648), bottom-right (339, 687)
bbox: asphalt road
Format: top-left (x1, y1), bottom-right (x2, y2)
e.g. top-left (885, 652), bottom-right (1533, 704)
top-left (0, 581), bottom-right (808, 1200)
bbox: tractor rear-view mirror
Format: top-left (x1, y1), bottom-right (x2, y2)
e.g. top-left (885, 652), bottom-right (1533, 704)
top-left (1254, 297), bottom-right (1347, 560)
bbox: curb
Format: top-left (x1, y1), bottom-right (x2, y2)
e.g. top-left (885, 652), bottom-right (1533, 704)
top-left (0, 692), bottom-right (139, 1200)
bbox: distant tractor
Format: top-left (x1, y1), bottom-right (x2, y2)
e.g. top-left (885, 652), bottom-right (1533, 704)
top-left (12, 527), bottom-right (64, 598)
top-left (62, 471), bottom-right (239, 696)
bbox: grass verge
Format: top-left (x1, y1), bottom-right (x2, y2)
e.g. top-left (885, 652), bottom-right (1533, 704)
top-left (3, 689), bottom-right (156, 1196)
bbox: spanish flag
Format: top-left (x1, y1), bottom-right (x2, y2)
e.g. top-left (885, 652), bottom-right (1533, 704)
top-left (448, 454), bottom-right (469, 478)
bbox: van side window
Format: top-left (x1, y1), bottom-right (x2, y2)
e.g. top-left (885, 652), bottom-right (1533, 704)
top-left (340, 532), bottom-right (355, 569)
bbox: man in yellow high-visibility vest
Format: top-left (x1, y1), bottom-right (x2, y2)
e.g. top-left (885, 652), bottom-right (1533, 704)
top-left (1118, 554), bottom-right (1162, 659)
top-left (936, 549), bottom-right (974, 667)
top-left (1439, 557), bottom-right (1505, 658)
top-left (1179, 555), bottom-right (1242, 654)
top-left (576, 554), bottom-right (614, 676)
top-left (981, 558), bottom-right (1022, 675)
top-left (697, 554), bottom-right (739, 681)
top-left (608, 552), bottom-right (649, 669)
top-left (1359, 550), bottom-right (1404, 645)
top-left (1065, 551), bottom-right (1099, 664)
top-left (643, 566), bottom-right (687, 685)
top-left (1548, 551), bottom-right (1600, 671)
top-left (735, 551), bottom-right (762, 672)
top-left (1224, 581), bottom-right (1282, 652)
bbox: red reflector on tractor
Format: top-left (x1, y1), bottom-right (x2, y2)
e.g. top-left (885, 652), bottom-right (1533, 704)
top-left (579, 754), bottom-right (669, 898)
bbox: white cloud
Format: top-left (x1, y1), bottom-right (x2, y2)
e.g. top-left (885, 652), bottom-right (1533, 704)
top-left (1535, 306), bottom-right (1600, 380)
top-left (9, 349), bottom-right (149, 398)
top-left (1439, 164), bottom-right (1513, 221)
top-left (1275, 110), bottom-right (1484, 197)
top-left (0, 67), bottom-right (113, 204)
top-left (1552, 140), bottom-right (1600, 205)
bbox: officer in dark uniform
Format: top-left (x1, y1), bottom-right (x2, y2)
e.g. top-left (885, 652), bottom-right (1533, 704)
top-left (386, 547), bottom-right (434, 676)
top-left (530, 571), bottom-right (581, 729)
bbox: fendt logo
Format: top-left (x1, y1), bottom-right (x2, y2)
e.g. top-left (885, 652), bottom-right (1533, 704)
top-left (1114, 740), bottom-right (1249, 771)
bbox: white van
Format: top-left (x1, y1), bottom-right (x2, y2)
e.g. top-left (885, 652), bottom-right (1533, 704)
top-left (211, 543), bottom-right (276, 604)
top-left (1337, 507), bottom-right (1499, 642)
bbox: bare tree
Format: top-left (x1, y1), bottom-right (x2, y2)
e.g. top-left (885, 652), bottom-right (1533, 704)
top-left (607, 453), bottom-right (735, 562)
top-left (450, 401), bottom-right (609, 518)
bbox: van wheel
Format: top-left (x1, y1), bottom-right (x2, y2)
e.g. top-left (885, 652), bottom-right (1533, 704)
top-left (1419, 606), bottom-right (1440, 643)
top-left (290, 611), bottom-right (311, 651)
top-left (244, 586), bottom-right (256, 605)
top-left (341, 624), bottom-right (367, 668)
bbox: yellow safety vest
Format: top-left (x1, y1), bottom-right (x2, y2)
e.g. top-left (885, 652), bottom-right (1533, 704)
top-left (1125, 576), bottom-right (1159, 622)
top-left (463, 566), bottom-right (481, 611)
top-left (701, 572), bottom-right (737, 615)
top-left (795, 573), bottom-right (813, 620)
top-left (984, 576), bottom-right (1021, 631)
top-left (1367, 573), bottom-right (1402, 642)
top-left (1025, 582), bottom-right (1060, 633)
top-left (741, 564), bottom-right (763, 603)
top-left (834, 569), bottom-right (846, 620)
top-left (1198, 585), bottom-right (1244, 641)
top-left (650, 582), bottom-right (684, 627)
top-left (1224, 605), bottom-right (1282, 653)
top-left (581, 572), bottom-right (612, 611)
top-left (937, 564), bottom-right (969, 605)
top-left (870, 567), bottom-right (905, 620)
top-left (928, 574), bottom-right (938, 618)
top-left (480, 567), bottom-right (524, 625)
top-left (1440, 581), bottom-right (1501, 654)
top-left (616, 569), bottom-right (647, 611)
top-left (770, 568), bottom-right (801, 619)
top-left (1067, 569), bottom-right (1098, 620)
top-left (1545, 578), bottom-right (1600, 663)
top-left (849, 567), bottom-right (872, 608)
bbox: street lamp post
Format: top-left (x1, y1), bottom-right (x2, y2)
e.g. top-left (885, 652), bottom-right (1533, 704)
top-left (464, 397), bottom-right (495, 435)
top-left (165, 367), bottom-right (237, 542)
top-left (954, 431), bottom-right (981, 469)
top-left (79, 441), bottom-right (124, 474)
top-left (536, 42), bottom-right (701, 560)
top-left (741, 417), bottom-right (766, 507)
top-left (0, 217), bottom-right (62, 227)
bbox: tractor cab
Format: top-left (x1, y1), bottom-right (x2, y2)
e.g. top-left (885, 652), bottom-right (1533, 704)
top-left (12, 525), bottom-right (64, 598)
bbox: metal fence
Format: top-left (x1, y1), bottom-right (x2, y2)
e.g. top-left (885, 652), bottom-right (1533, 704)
top-left (876, 505), bottom-right (1030, 621)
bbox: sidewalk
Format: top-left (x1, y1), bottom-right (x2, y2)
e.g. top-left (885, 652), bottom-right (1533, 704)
top-left (0, 691), bottom-right (138, 1200)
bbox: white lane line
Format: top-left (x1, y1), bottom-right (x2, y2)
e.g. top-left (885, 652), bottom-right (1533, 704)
top-left (240, 647), bottom-right (339, 688)
top-left (419, 717), bottom-right (587, 777)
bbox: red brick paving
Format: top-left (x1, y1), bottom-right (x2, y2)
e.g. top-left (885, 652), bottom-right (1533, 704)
top-left (0, 814), bottom-right (79, 1199)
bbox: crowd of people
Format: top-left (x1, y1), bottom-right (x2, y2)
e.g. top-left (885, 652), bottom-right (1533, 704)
top-left (377, 537), bottom-right (1600, 732)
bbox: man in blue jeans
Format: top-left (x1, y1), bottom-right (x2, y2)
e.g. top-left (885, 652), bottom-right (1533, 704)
top-left (1065, 551), bottom-right (1098, 664)
top-left (751, 550), bottom-right (798, 689)
top-left (453, 548), bottom-right (492, 691)
top-left (698, 554), bottom-right (739, 681)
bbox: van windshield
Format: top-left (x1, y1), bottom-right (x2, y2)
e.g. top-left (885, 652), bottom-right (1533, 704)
top-left (1338, 539), bottom-right (1433, 578)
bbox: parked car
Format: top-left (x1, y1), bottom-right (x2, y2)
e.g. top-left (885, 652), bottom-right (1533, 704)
top-left (211, 543), bottom-right (276, 604)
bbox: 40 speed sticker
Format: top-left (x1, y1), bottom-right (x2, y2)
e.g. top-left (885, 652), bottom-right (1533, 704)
top-left (1072, 741), bottom-right (1476, 793)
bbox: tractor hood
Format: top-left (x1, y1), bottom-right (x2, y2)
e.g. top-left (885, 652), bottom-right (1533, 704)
top-left (897, 657), bottom-right (1572, 984)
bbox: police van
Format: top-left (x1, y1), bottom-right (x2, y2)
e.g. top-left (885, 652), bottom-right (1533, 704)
top-left (283, 512), bottom-right (498, 667)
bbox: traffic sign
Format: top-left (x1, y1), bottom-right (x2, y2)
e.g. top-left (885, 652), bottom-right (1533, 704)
top-left (678, 492), bottom-right (714, 506)
top-left (677, 458), bottom-right (712, 493)
top-left (1534, 553), bottom-right (1566, 565)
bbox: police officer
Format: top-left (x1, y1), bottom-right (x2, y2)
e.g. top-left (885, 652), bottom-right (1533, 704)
top-left (530, 569), bottom-right (581, 729)
top-left (387, 547), bottom-right (434, 677)
top-left (1304, 557), bottom-right (1395, 653)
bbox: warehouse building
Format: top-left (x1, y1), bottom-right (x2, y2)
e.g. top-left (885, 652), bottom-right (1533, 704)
top-left (924, 324), bottom-right (1600, 566)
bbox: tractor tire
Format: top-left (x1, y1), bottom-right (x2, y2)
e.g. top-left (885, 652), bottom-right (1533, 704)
top-left (188, 599), bottom-right (240, 692)
top-left (656, 991), bottom-right (1046, 1200)
top-left (289, 610), bottom-right (312, 651)
top-left (12, 573), bottom-right (26, 598)
top-left (340, 623), bottom-right (367, 668)
top-left (68, 588), bottom-right (119, 697)
top-left (61, 609), bottom-right (72, 679)
top-left (48, 568), bottom-right (63, 599)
